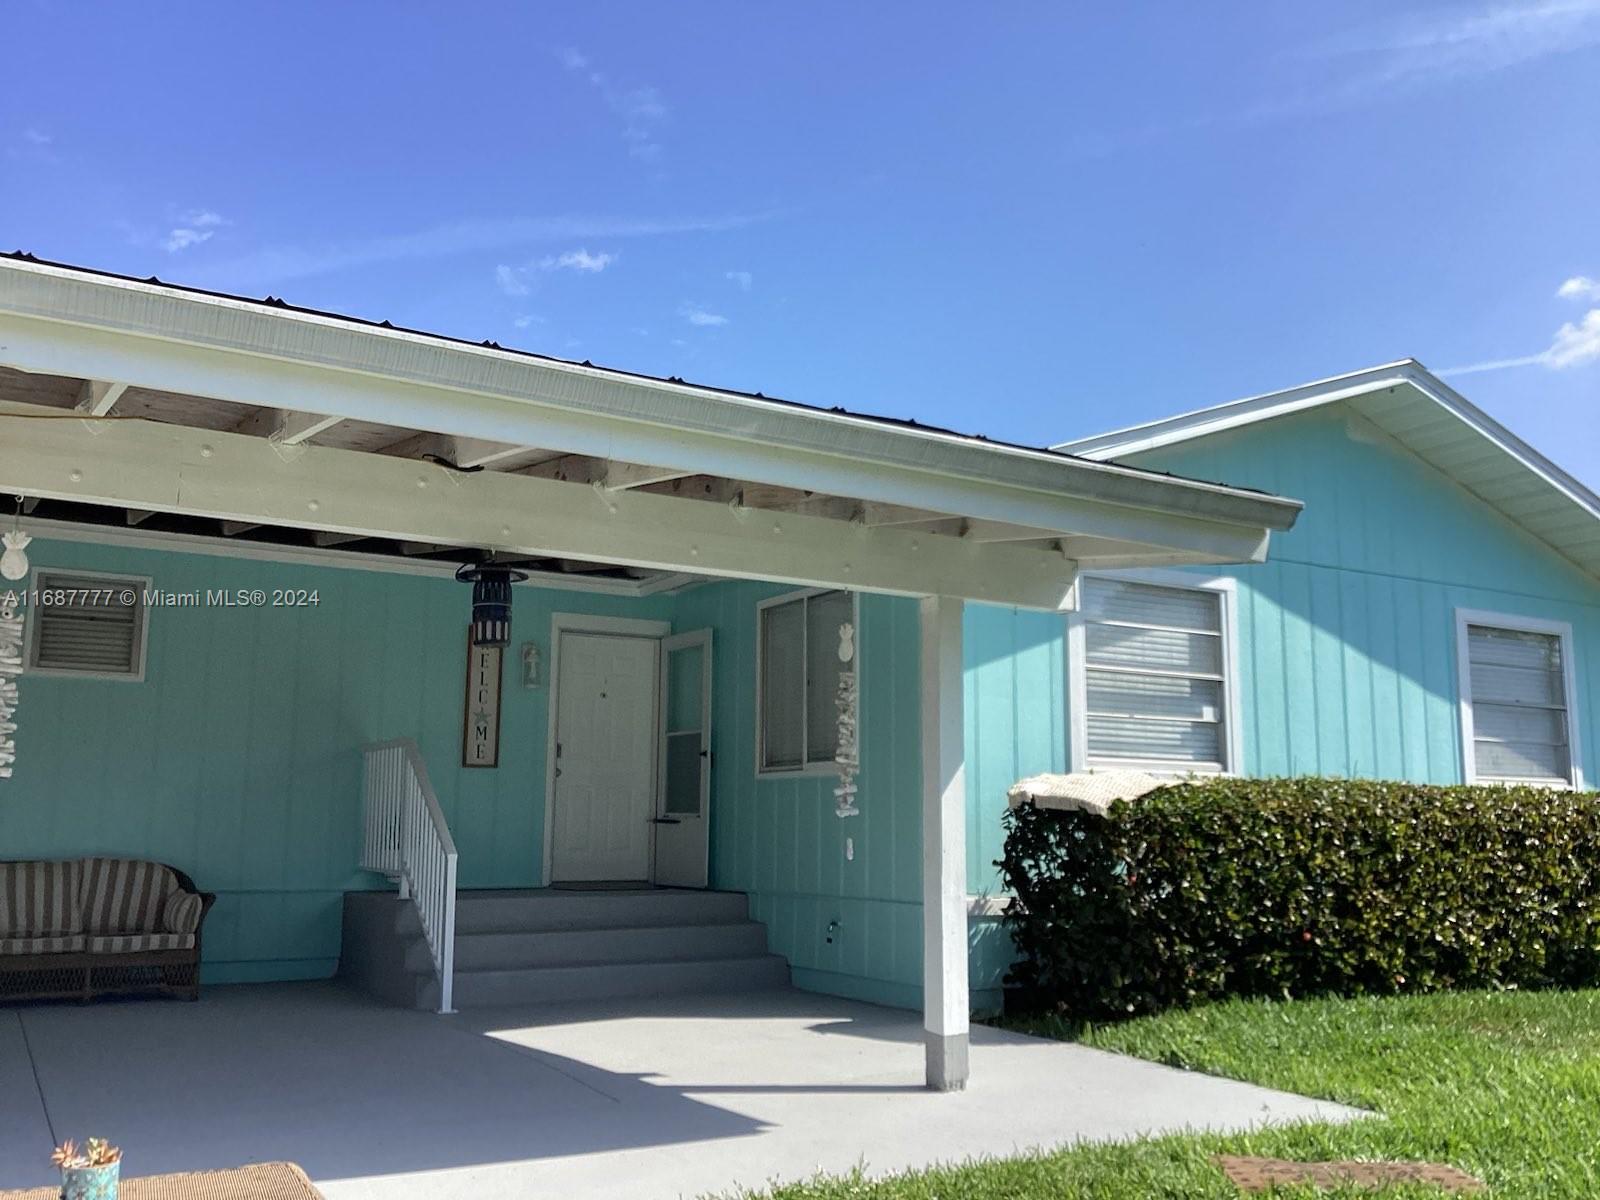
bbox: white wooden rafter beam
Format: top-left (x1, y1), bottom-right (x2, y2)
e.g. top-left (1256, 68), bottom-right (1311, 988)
top-left (516, 453), bottom-right (607, 485)
top-left (75, 379), bottom-right (128, 417)
top-left (962, 518), bottom-right (1061, 543)
top-left (0, 403), bottom-right (1079, 610)
top-left (861, 501), bottom-right (950, 527)
top-left (601, 462), bottom-right (694, 490)
top-left (233, 406), bottom-right (346, 446)
top-left (638, 474), bottom-right (744, 504)
top-left (379, 432), bottom-right (532, 470)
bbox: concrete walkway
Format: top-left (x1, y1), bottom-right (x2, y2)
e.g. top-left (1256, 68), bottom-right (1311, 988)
top-left (0, 983), bottom-right (1361, 1199)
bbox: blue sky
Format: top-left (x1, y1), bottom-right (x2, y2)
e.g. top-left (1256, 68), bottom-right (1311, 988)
top-left (3, 2), bottom-right (1598, 487)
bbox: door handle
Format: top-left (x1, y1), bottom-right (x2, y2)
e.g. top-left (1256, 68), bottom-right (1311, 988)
top-left (649, 817), bottom-right (682, 825)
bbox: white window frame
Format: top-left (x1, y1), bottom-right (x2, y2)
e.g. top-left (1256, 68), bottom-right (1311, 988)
top-left (23, 567), bottom-right (152, 682)
top-left (755, 586), bottom-right (860, 778)
top-left (1455, 607), bottom-right (1584, 790)
top-left (1066, 568), bottom-right (1242, 775)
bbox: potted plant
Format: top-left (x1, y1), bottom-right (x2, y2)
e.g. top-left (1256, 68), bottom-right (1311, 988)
top-left (52, 1138), bottom-right (121, 1200)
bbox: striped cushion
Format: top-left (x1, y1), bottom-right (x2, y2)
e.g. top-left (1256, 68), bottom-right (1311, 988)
top-left (161, 891), bottom-right (204, 934)
top-left (78, 858), bottom-right (179, 935)
top-left (86, 933), bottom-right (194, 953)
top-left (0, 934), bottom-right (86, 954)
top-left (0, 860), bottom-right (82, 937)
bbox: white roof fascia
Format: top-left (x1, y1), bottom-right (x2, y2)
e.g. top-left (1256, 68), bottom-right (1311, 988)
top-left (0, 257), bottom-right (1301, 537)
top-left (1054, 360), bottom-right (1600, 528)
top-left (1053, 361), bottom-right (1420, 460)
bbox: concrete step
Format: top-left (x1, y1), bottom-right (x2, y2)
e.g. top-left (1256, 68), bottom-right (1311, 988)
top-left (405, 920), bottom-right (770, 974)
top-left (418, 953), bottom-right (791, 1009)
top-left (450, 889), bottom-right (751, 935)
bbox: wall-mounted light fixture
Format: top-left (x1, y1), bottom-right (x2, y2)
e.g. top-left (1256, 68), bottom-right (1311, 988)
top-left (521, 641), bottom-right (543, 688)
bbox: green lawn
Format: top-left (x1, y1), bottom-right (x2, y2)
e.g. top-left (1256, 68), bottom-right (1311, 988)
top-left (736, 989), bottom-right (1600, 1199)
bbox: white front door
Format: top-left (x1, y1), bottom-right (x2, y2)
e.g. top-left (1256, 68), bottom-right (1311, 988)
top-left (550, 632), bottom-right (659, 882)
top-left (652, 629), bottom-right (713, 888)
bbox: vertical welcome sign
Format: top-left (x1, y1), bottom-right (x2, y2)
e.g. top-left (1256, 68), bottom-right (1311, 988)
top-left (462, 629), bottom-right (503, 768)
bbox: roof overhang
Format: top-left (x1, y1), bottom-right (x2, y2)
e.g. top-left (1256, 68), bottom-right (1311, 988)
top-left (0, 256), bottom-right (1303, 610)
top-left (1055, 360), bottom-right (1600, 582)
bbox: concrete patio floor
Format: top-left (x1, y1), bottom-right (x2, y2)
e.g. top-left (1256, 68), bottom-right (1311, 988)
top-left (1, 982), bottom-right (1361, 1199)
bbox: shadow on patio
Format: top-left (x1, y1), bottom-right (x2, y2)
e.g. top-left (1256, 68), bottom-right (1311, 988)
top-left (2, 980), bottom-right (1363, 1200)
top-left (3, 982), bottom-right (773, 1188)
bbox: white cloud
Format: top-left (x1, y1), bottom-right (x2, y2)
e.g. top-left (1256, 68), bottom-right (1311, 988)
top-left (162, 228), bottom-right (212, 252)
top-left (495, 264), bottom-right (530, 296)
top-left (161, 208), bottom-right (228, 253)
top-left (1321, 0), bottom-right (1600, 89)
top-left (512, 313), bottom-right (544, 329)
top-left (725, 270), bottom-right (752, 292)
top-left (193, 211), bottom-right (767, 287)
top-left (1442, 275), bottom-right (1600, 376)
top-left (555, 46), bottom-right (667, 163)
top-left (540, 248), bottom-right (615, 273)
top-left (498, 247), bottom-right (616, 297)
top-left (1546, 309), bottom-right (1600, 369)
top-left (22, 128), bottom-right (51, 145)
top-left (679, 303), bottom-right (728, 328)
top-left (1557, 275), bottom-right (1600, 301)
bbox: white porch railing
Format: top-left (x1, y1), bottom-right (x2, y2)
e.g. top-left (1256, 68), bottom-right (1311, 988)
top-left (360, 738), bottom-right (458, 1014)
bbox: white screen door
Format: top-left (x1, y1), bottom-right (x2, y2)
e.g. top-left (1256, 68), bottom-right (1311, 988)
top-left (550, 632), bottom-right (659, 882)
top-left (652, 629), bottom-right (712, 888)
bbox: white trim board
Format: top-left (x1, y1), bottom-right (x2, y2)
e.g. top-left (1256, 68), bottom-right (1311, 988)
top-left (541, 612), bottom-right (673, 885)
top-left (1454, 606), bottom-right (1585, 790)
top-left (1053, 360), bottom-right (1600, 583)
top-left (1065, 567), bottom-right (1244, 776)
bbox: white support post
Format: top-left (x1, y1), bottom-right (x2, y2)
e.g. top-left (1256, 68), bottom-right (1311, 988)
top-left (919, 594), bottom-right (969, 1091)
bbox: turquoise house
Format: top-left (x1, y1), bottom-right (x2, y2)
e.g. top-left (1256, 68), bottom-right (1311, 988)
top-left (3, 259), bottom-right (1593, 1083)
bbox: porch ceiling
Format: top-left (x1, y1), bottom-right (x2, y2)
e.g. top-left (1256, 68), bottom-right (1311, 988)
top-left (0, 254), bottom-right (1302, 609)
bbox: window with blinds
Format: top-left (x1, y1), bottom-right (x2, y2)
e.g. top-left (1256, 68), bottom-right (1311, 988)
top-left (1078, 577), bottom-right (1230, 771)
top-left (1462, 620), bottom-right (1574, 786)
top-left (27, 570), bottom-right (148, 679)
top-left (758, 589), bottom-right (853, 773)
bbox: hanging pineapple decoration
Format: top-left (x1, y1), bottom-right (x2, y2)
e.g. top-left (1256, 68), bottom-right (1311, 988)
top-left (834, 621), bottom-right (859, 818)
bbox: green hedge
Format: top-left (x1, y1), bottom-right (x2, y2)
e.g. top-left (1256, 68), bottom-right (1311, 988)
top-left (998, 777), bottom-right (1600, 1019)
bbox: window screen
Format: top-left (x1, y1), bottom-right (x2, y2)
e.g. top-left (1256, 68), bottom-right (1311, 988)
top-left (1465, 623), bottom-right (1571, 785)
top-left (1080, 577), bottom-right (1228, 769)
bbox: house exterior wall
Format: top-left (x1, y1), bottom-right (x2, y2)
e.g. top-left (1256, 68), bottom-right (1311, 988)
top-left (1, 537), bottom-right (674, 983)
top-left (962, 402), bottom-right (1600, 908)
top-left (1, 538), bottom-right (1008, 1007)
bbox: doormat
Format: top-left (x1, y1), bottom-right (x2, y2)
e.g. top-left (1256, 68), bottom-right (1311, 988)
top-left (1215, 1155), bottom-right (1484, 1193)
top-left (550, 880), bottom-right (651, 891)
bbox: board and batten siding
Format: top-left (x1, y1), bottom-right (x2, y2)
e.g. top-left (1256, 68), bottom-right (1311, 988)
top-left (1, 538), bottom-right (673, 983)
top-left (962, 404), bottom-right (1600, 907)
top-left (677, 582), bottom-right (939, 1010)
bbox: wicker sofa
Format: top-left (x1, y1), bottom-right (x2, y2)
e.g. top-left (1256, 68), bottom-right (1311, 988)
top-left (0, 858), bottom-right (214, 1002)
